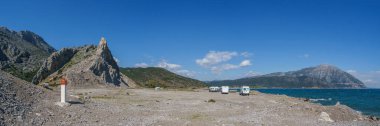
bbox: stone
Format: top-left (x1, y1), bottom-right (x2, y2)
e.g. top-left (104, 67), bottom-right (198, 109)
top-left (319, 112), bottom-right (334, 122)
top-left (55, 102), bottom-right (71, 107)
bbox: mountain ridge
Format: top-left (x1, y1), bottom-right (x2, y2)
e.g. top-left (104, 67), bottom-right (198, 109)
top-left (208, 65), bottom-right (366, 88)
top-left (0, 27), bottom-right (56, 81)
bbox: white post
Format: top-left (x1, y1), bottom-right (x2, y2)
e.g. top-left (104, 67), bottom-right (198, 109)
top-left (61, 84), bottom-right (66, 103)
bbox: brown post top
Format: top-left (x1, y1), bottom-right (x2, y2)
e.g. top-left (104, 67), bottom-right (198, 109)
top-left (60, 77), bottom-right (67, 85)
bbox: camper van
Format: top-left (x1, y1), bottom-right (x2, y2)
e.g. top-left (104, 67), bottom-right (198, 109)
top-left (240, 86), bottom-right (250, 96)
top-left (209, 86), bottom-right (220, 92)
top-left (221, 86), bottom-right (229, 94)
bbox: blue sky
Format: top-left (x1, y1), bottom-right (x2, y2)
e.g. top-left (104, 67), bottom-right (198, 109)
top-left (1, 0), bottom-right (380, 87)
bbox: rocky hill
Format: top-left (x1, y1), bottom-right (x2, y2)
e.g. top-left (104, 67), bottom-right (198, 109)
top-left (0, 70), bottom-right (45, 125)
top-left (208, 65), bottom-right (366, 88)
top-left (32, 37), bottom-right (129, 88)
top-left (0, 27), bottom-right (56, 81)
top-left (120, 67), bottom-right (206, 88)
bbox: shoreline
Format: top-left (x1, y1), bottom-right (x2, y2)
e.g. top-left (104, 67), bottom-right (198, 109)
top-left (252, 88), bottom-right (380, 118)
top-left (258, 90), bottom-right (380, 119)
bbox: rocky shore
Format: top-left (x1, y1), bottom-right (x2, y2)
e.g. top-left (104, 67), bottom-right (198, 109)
top-left (10, 87), bottom-right (378, 126)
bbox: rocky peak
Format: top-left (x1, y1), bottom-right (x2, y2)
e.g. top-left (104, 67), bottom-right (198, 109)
top-left (32, 37), bottom-right (127, 87)
top-left (99, 37), bottom-right (107, 48)
top-left (89, 37), bottom-right (121, 85)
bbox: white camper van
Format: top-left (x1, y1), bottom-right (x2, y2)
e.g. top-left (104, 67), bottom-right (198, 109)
top-left (209, 86), bottom-right (220, 92)
top-left (240, 86), bottom-right (250, 96)
top-left (221, 86), bottom-right (229, 94)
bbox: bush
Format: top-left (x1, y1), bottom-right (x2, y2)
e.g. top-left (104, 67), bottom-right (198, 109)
top-left (208, 99), bottom-right (216, 103)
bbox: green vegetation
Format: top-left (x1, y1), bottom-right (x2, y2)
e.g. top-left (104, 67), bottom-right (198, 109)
top-left (3, 64), bottom-right (38, 82)
top-left (207, 99), bottom-right (216, 103)
top-left (120, 67), bottom-right (206, 89)
top-left (92, 95), bottom-right (113, 99)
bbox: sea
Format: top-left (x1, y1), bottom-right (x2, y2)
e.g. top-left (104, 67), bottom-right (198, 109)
top-left (254, 89), bottom-right (380, 117)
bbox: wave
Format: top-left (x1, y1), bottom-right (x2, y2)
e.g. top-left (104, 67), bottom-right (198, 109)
top-left (309, 98), bottom-right (332, 102)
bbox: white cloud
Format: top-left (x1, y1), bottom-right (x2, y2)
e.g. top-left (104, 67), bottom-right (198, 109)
top-left (363, 79), bottom-right (374, 83)
top-left (155, 60), bottom-right (196, 78)
top-left (240, 60), bottom-right (252, 67)
top-left (135, 63), bottom-right (149, 68)
top-left (348, 70), bottom-right (380, 88)
top-left (210, 61), bottom-right (252, 74)
top-left (211, 64), bottom-right (240, 74)
top-left (243, 71), bottom-right (261, 77)
top-left (176, 69), bottom-right (196, 77)
top-left (299, 54), bottom-right (310, 58)
top-left (156, 60), bottom-right (181, 70)
top-left (241, 52), bottom-right (253, 58)
top-left (196, 51), bottom-right (238, 67)
top-left (346, 70), bottom-right (357, 74)
top-left (196, 51), bottom-right (253, 74)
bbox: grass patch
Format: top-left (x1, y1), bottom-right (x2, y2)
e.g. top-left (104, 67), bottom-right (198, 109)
top-left (208, 99), bottom-right (216, 103)
top-left (2, 64), bottom-right (39, 82)
top-left (191, 114), bottom-right (202, 119)
top-left (91, 95), bottom-right (113, 99)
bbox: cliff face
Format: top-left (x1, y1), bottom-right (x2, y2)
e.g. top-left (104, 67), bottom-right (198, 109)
top-left (209, 65), bottom-right (366, 88)
top-left (32, 38), bottom-right (127, 88)
top-left (0, 27), bottom-right (56, 81)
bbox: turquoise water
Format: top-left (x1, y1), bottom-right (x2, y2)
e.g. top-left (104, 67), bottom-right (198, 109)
top-left (254, 89), bottom-right (380, 117)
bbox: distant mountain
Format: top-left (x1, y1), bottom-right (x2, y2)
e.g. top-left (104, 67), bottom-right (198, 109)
top-left (0, 27), bottom-right (56, 81)
top-left (208, 65), bottom-right (366, 88)
top-left (32, 38), bottom-right (130, 88)
top-left (120, 67), bottom-right (206, 88)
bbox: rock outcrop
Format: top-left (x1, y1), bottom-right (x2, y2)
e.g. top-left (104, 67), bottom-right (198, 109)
top-left (32, 37), bottom-right (127, 88)
top-left (89, 38), bottom-right (122, 85)
top-left (32, 48), bottom-right (79, 84)
top-left (0, 27), bottom-right (56, 81)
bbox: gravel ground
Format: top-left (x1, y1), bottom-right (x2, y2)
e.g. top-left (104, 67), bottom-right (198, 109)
top-left (28, 88), bottom-right (380, 126)
top-left (0, 70), bottom-right (45, 126)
